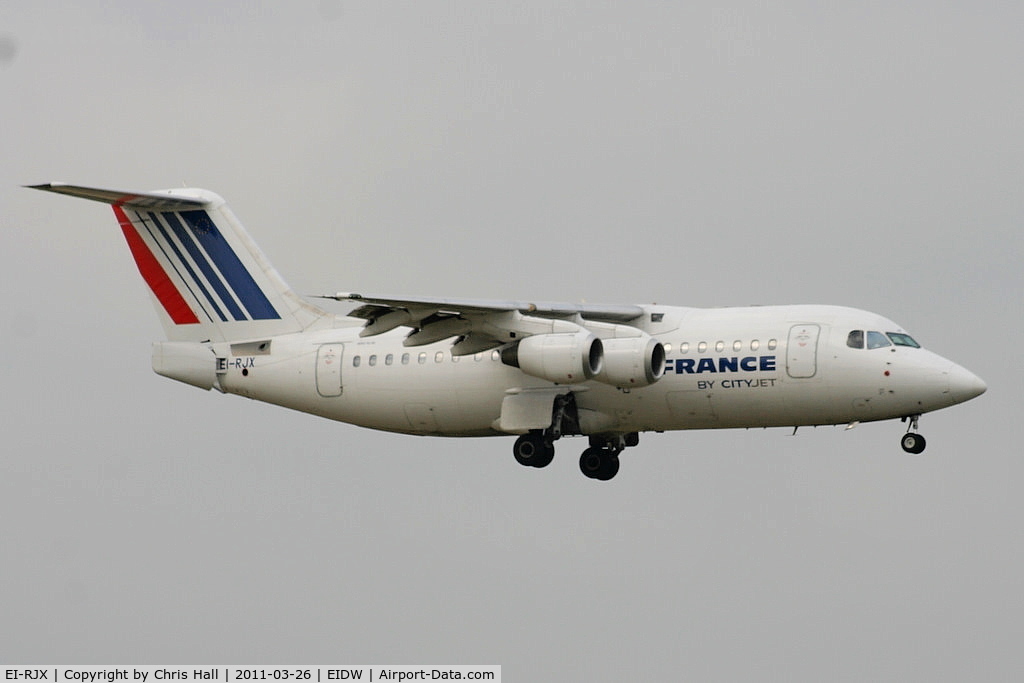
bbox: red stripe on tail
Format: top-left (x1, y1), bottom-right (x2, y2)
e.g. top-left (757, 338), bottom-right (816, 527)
top-left (113, 205), bottom-right (200, 325)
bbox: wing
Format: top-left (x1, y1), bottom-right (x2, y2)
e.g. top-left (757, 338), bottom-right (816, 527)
top-left (318, 291), bottom-right (649, 355)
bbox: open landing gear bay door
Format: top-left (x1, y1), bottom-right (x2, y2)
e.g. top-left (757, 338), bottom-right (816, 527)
top-left (496, 387), bottom-right (572, 434)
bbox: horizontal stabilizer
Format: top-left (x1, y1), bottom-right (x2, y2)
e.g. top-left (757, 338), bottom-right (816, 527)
top-left (27, 183), bottom-right (211, 211)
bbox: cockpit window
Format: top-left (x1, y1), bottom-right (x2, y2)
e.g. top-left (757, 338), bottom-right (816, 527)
top-left (866, 331), bottom-right (891, 349)
top-left (846, 330), bottom-right (864, 349)
top-left (887, 332), bottom-right (920, 348)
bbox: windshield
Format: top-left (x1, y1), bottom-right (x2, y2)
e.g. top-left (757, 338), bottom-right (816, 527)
top-left (847, 329), bottom-right (922, 350)
top-left (887, 332), bottom-right (921, 348)
top-left (866, 331), bottom-right (891, 349)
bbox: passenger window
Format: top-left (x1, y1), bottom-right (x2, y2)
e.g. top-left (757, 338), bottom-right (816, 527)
top-left (418, 352), bottom-right (427, 364)
top-left (492, 350), bottom-right (501, 361)
top-left (435, 351), bottom-right (444, 363)
top-left (385, 354), bottom-right (394, 366)
top-left (866, 331), bottom-right (891, 349)
top-left (451, 353), bottom-right (460, 363)
top-left (353, 355), bottom-right (361, 367)
top-left (715, 341), bottom-right (725, 352)
top-left (680, 342), bottom-right (689, 353)
top-left (369, 354), bottom-right (377, 367)
top-left (751, 340), bottom-right (760, 351)
top-left (474, 352), bottom-right (483, 362)
top-left (847, 330), bottom-right (865, 349)
top-left (664, 343), bottom-right (672, 354)
top-left (733, 340), bottom-right (742, 352)
top-left (402, 353), bottom-right (410, 365)
top-left (887, 333), bottom-right (920, 348)
top-left (767, 339), bottom-right (777, 351)
top-left (697, 342), bottom-right (707, 353)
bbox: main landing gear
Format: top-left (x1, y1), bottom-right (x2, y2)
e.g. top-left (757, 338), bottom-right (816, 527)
top-left (512, 432), bottom-right (555, 468)
top-left (510, 391), bottom-right (636, 480)
top-left (578, 442), bottom-right (621, 481)
top-left (512, 431), bottom-right (637, 481)
top-left (900, 414), bottom-right (927, 454)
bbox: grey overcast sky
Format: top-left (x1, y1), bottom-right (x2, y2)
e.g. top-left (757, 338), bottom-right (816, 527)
top-left (1, 2), bottom-right (1022, 680)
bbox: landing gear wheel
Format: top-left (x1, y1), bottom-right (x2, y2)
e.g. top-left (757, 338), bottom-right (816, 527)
top-left (901, 432), bottom-right (927, 454)
top-left (579, 448), bottom-right (620, 481)
top-left (513, 433), bottom-right (555, 468)
top-left (579, 447), bottom-right (603, 478)
top-left (599, 453), bottom-right (620, 481)
top-left (533, 442), bottom-right (555, 468)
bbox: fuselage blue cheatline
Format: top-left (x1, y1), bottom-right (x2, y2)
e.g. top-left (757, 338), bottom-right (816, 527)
top-left (29, 183), bottom-right (987, 481)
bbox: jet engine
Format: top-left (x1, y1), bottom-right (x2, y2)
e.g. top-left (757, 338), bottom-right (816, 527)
top-left (501, 331), bottom-right (603, 384)
top-left (597, 335), bottom-right (666, 388)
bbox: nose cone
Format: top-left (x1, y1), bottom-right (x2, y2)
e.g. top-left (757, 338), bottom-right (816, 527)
top-left (948, 364), bottom-right (987, 405)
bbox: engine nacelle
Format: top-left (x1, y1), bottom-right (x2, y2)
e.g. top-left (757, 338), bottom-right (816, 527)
top-left (502, 331), bottom-right (603, 384)
top-left (597, 335), bottom-right (666, 388)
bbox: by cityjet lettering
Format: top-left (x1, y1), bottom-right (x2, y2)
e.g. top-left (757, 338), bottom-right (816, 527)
top-left (665, 355), bottom-right (777, 374)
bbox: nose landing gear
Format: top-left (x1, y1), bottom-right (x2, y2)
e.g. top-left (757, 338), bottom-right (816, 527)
top-left (900, 415), bottom-right (927, 454)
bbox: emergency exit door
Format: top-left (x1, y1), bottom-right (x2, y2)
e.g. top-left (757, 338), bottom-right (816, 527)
top-left (786, 324), bottom-right (820, 379)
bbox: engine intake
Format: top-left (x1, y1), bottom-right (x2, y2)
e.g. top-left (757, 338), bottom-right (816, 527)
top-left (598, 335), bottom-right (666, 388)
top-left (501, 331), bottom-right (603, 384)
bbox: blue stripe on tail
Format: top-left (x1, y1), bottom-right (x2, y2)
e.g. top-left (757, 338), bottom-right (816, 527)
top-left (178, 210), bottom-right (280, 320)
top-left (147, 212), bottom-right (228, 323)
top-left (161, 211), bottom-right (246, 321)
top-left (178, 210), bottom-right (282, 321)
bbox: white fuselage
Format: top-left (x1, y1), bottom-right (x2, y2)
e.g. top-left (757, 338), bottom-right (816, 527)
top-left (208, 304), bottom-right (980, 438)
top-left (33, 183), bottom-right (988, 478)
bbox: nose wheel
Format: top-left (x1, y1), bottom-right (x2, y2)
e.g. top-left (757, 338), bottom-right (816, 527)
top-left (900, 415), bottom-right (927, 454)
top-left (901, 432), bottom-right (927, 454)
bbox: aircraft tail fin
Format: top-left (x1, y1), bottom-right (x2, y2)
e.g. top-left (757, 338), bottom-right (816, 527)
top-left (29, 183), bottom-right (328, 343)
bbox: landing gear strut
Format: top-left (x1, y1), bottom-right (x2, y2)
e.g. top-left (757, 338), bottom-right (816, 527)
top-left (900, 415), bottom-right (927, 454)
top-left (511, 392), bottom-right (579, 471)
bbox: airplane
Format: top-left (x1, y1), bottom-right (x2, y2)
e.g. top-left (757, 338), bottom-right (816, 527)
top-left (29, 183), bottom-right (987, 481)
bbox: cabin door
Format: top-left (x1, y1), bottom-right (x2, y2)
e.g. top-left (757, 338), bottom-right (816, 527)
top-left (316, 344), bottom-right (344, 397)
top-left (786, 324), bottom-right (820, 379)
